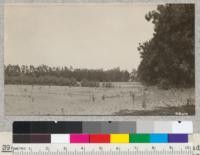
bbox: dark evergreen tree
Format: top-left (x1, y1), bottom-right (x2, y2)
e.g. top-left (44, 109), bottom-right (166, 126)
top-left (137, 4), bottom-right (194, 88)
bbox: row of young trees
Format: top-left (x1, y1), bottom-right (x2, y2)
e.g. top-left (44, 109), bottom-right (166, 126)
top-left (137, 4), bottom-right (195, 89)
top-left (4, 65), bottom-right (133, 86)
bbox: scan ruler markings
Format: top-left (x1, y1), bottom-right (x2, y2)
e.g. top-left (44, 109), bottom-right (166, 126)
top-left (12, 143), bottom-right (193, 155)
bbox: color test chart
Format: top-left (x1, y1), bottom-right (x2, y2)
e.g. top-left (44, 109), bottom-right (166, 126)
top-left (13, 121), bottom-right (193, 143)
top-left (13, 133), bottom-right (190, 143)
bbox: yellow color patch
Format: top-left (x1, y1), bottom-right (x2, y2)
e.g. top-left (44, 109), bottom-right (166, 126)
top-left (110, 134), bottom-right (129, 143)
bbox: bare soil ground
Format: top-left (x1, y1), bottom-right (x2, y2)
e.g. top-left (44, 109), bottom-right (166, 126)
top-left (5, 82), bottom-right (195, 115)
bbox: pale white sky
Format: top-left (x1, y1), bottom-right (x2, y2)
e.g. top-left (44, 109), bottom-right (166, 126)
top-left (4, 4), bottom-right (157, 72)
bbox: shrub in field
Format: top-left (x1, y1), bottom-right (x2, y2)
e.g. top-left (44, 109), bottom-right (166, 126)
top-left (69, 77), bottom-right (78, 86)
top-left (102, 82), bottom-right (113, 88)
top-left (62, 77), bottom-right (78, 86)
top-left (157, 79), bottom-right (171, 90)
top-left (81, 79), bottom-right (100, 87)
top-left (53, 77), bottom-right (78, 86)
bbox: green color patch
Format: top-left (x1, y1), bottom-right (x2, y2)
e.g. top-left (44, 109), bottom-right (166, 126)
top-left (129, 134), bottom-right (150, 143)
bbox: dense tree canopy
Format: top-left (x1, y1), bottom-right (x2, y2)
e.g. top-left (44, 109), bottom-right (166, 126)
top-left (4, 65), bottom-right (130, 86)
top-left (137, 4), bottom-right (194, 88)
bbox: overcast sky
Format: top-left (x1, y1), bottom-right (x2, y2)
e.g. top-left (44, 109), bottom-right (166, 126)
top-left (5, 4), bottom-right (157, 72)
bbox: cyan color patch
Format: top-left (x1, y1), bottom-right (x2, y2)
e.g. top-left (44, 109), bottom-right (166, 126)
top-left (150, 134), bottom-right (168, 143)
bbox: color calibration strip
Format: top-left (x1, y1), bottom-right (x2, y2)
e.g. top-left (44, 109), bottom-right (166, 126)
top-left (13, 134), bottom-right (189, 143)
top-left (13, 121), bottom-right (192, 143)
top-left (13, 121), bottom-right (193, 134)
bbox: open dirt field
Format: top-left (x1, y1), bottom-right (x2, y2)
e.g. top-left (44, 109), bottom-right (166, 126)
top-left (5, 82), bottom-right (195, 115)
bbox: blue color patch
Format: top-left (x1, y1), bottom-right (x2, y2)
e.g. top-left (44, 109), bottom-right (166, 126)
top-left (150, 134), bottom-right (168, 143)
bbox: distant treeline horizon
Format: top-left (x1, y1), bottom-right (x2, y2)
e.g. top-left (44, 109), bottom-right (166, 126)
top-left (4, 64), bottom-right (137, 86)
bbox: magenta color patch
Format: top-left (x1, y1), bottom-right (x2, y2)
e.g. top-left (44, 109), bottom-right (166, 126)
top-left (70, 134), bottom-right (89, 143)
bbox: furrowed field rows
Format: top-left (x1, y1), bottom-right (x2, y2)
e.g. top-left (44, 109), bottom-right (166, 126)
top-left (5, 83), bottom-right (195, 115)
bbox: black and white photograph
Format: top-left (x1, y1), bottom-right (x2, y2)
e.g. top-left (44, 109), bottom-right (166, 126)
top-left (4, 3), bottom-right (195, 116)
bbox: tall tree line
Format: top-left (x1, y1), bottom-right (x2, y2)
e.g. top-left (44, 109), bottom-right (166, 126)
top-left (137, 4), bottom-right (194, 89)
top-left (4, 65), bottom-right (130, 86)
